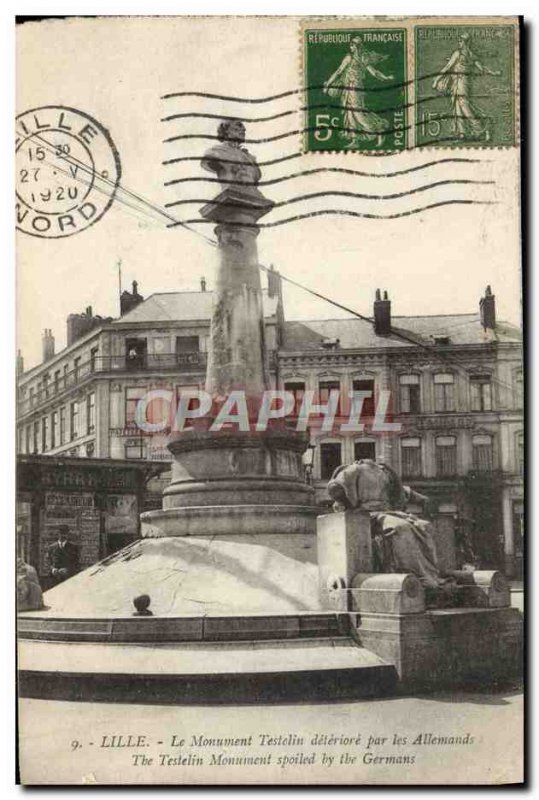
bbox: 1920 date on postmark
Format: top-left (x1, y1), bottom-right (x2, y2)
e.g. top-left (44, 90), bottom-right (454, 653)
top-left (16, 105), bottom-right (121, 238)
top-left (303, 27), bottom-right (407, 154)
top-left (415, 24), bottom-right (516, 148)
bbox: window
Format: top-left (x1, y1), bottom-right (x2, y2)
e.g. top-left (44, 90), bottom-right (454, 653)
top-left (25, 425), bottom-right (31, 454)
top-left (472, 434), bottom-right (494, 472)
top-left (54, 370), bottom-right (60, 394)
top-left (515, 371), bottom-right (523, 409)
top-left (399, 374), bottom-right (420, 414)
top-left (284, 381), bottom-right (305, 418)
top-left (175, 336), bottom-right (201, 366)
top-left (401, 437), bottom-right (422, 477)
top-left (70, 401), bottom-right (79, 441)
top-left (86, 392), bottom-right (96, 434)
top-left (125, 387), bottom-right (147, 427)
top-left (43, 373), bottom-right (50, 399)
top-left (320, 442), bottom-right (342, 480)
top-left (63, 364), bottom-right (69, 388)
top-left (125, 438), bottom-right (146, 459)
top-left (319, 380), bottom-right (341, 416)
top-left (434, 373), bottom-right (455, 412)
top-left (33, 421), bottom-right (40, 454)
top-left (435, 435), bottom-right (457, 477)
top-left (59, 406), bottom-right (66, 445)
top-left (126, 338), bottom-right (147, 370)
top-left (29, 386), bottom-right (35, 407)
top-left (90, 347), bottom-right (99, 373)
top-left (354, 440), bottom-right (376, 461)
top-left (41, 417), bottom-right (49, 452)
top-left (73, 357), bottom-right (81, 381)
top-left (470, 374), bottom-right (492, 411)
top-left (352, 379), bottom-right (375, 418)
top-left (175, 336), bottom-right (200, 366)
top-left (51, 411), bottom-right (58, 449)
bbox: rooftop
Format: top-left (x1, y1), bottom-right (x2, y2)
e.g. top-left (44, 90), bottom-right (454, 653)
top-left (282, 314), bottom-right (521, 351)
top-left (113, 289), bottom-right (280, 324)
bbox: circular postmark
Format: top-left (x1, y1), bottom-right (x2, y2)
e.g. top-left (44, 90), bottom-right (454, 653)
top-left (16, 105), bottom-right (121, 238)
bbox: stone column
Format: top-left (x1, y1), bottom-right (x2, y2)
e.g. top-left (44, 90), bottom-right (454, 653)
top-left (200, 190), bottom-right (273, 401)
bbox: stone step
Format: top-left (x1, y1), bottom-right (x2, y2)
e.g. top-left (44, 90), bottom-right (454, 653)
top-left (17, 612), bottom-right (351, 643)
top-left (18, 638), bottom-right (398, 704)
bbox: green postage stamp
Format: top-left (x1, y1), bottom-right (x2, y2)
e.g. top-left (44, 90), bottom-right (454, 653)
top-left (303, 27), bottom-right (407, 154)
top-left (415, 24), bottom-right (516, 148)
top-left (302, 20), bottom-right (517, 152)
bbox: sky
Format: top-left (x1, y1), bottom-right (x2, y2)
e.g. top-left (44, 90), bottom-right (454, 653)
top-left (16, 16), bottom-right (521, 370)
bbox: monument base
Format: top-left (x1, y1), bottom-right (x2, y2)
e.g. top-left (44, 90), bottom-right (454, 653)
top-left (141, 505), bottom-right (319, 538)
top-left (315, 511), bottom-right (523, 690)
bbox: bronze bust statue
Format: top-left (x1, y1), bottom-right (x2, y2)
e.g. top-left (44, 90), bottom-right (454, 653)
top-left (201, 118), bottom-right (262, 190)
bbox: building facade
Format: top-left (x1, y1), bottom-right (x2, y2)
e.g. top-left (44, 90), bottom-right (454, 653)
top-left (16, 280), bottom-right (524, 577)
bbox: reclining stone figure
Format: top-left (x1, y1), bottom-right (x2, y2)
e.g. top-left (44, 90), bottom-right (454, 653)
top-left (327, 459), bottom-right (450, 589)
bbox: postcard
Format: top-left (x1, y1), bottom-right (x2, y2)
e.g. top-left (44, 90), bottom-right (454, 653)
top-left (16, 14), bottom-right (523, 785)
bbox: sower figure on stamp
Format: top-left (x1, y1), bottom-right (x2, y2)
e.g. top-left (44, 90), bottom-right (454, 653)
top-left (432, 32), bottom-right (501, 142)
top-left (48, 525), bottom-right (80, 586)
top-left (323, 37), bottom-right (394, 148)
top-left (327, 459), bottom-right (452, 589)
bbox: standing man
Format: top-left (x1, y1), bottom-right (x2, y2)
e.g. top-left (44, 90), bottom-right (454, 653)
top-left (48, 525), bottom-right (80, 585)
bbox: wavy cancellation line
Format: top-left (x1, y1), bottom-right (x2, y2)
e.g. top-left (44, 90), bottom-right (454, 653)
top-left (164, 158), bottom-right (490, 188)
top-left (161, 94), bottom-right (509, 125)
top-left (166, 200), bottom-right (497, 229)
top-left (162, 114), bottom-right (500, 146)
top-left (163, 180), bottom-right (495, 210)
top-left (163, 150), bottom-right (487, 170)
top-left (163, 131), bottom-right (500, 163)
top-left (161, 71), bottom-right (505, 102)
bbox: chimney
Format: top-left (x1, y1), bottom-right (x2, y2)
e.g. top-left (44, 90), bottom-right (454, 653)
top-left (42, 329), bottom-right (55, 362)
top-left (479, 285), bottom-right (496, 330)
top-left (16, 349), bottom-right (24, 375)
top-left (200, 276), bottom-right (207, 292)
top-left (67, 309), bottom-right (113, 346)
top-left (374, 289), bottom-right (391, 336)
top-left (120, 279), bottom-right (144, 316)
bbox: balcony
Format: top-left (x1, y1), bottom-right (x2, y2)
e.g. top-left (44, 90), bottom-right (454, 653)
top-left (17, 352), bottom-right (207, 417)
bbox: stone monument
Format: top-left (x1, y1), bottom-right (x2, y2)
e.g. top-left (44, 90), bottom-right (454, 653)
top-left (17, 121), bottom-right (522, 703)
top-left (144, 117), bottom-right (316, 539)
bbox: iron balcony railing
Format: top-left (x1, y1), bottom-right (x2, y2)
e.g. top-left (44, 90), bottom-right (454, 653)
top-left (17, 352), bottom-right (208, 417)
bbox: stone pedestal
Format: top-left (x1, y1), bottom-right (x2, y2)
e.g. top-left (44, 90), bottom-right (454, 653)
top-left (200, 188), bottom-right (274, 400)
top-left (347, 569), bottom-right (522, 689)
top-left (140, 134), bottom-right (317, 582)
top-left (317, 509), bottom-right (372, 609)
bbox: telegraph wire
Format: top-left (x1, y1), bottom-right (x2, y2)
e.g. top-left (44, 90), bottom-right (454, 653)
top-left (16, 127), bottom-right (217, 247)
